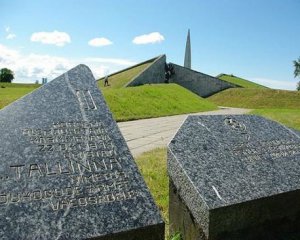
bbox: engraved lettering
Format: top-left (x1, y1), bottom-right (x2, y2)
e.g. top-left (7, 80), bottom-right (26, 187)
top-left (50, 201), bottom-right (59, 211)
top-left (29, 164), bottom-right (43, 177)
top-left (0, 194), bottom-right (7, 204)
top-left (45, 163), bottom-right (57, 176)
top-left (76, 90), bottom-right (97, 110)
top-left (10, 165), bottom-right (25, 179)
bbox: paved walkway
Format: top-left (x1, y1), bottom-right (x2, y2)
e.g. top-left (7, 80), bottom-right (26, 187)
top-left (117, 107), bottom-right (251, 157)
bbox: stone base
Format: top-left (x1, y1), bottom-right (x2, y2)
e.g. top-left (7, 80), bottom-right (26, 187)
top-left (169, 180), bottom-right (300, 240)
top-left (169, 180), bottom-right (207, 240)
top-left (96, 223), bottom-right (165, 240)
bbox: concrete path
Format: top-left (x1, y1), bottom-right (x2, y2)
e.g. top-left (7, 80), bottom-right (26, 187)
top-left (117, 107), bottom-right (251, 157)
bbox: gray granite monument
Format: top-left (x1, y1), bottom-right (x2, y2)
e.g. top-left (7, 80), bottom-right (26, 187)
top-left (0, 65), bottom-right (164, 239)
top-left (168, 115), bottom-right (300, 240)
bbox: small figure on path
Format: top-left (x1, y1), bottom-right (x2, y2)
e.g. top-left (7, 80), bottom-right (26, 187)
top-left (104, 75), bottom-right (109, 87)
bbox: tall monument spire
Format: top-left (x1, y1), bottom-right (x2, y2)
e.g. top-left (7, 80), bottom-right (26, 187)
top-left (184, 29), bottom-right (191, 69)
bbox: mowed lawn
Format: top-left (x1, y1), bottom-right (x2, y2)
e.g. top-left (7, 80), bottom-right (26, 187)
top-left (102, 84), bottom-right (217, 121)
top-left (0, 83), bottom-right (40, 109)
top-left (0, 82), bottom-right (217, 122)
top-left (218, 74), bottom-right (267, 89)
top-left (251, 109), bottom-right (300, 130)
top-left (135, 148), bottom-right (170, 239)
top-left (208, 88), bottom-right (300, 109)
top-left (208, 88), bottom-right (300, 131)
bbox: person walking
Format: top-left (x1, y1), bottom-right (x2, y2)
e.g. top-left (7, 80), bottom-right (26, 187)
top-left (104, 75), bottom-right (109, 87)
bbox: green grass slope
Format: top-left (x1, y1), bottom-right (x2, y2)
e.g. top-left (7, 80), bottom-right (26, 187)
top-left (250, 109), bottom-right (300, 131)
top-left (0, 83), bottom-right (217, 122)
top-left (218, 74), bottom-right (267, 89)
top-left (98, 61), bottom-right (152, 89)
top-left (209, 88), bottom-right (300, 109)
top-left (103, 84), bottom-right (217, 121)
top-left (0, 83), bottom-right (40, 109)
top-left (135, 148), bottom-right (169, 238)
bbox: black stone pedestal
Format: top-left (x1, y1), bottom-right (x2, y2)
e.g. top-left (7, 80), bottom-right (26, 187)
top-left (168, 115), bottom-right (300, 240)
top-left (169, 179), bottom-right (300, 240)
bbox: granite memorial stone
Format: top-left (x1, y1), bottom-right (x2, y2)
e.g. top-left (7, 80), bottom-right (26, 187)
top-left (168, 115), bottom-right (300, 240)
top-left (0, 65), bottom-right (164, 239)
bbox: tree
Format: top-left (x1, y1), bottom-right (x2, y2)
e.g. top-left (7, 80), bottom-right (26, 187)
top-left (0, 68), bottom-right (14, 83)
top-left (293, 58), bottom-right (300, 91)
top-left (294, 57), bottom-right (300, 78)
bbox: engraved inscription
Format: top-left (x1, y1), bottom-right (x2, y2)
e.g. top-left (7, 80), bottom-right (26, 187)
top-left (49, 190), bottom-right (137, 211)
top-left (0, 121), bottom-right (139, 210)
top-left (22, 121), bottom-right (114, 156)
top-left (0, 177), bottom-right (138, 210)
top-left (76, 90), bottom-right (97, 110)
top-left (8, 158), bottom-right (122, 179)
top-left (232, 140), bottom-right (300, 161)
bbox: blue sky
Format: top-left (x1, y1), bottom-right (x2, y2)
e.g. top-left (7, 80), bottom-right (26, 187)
top-left (1, 0), bottom-right (300, 90)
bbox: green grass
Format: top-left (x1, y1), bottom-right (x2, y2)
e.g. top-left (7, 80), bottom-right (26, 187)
top-left (209, 88), bottom-right (300, 109)
top-left (250, 109), bottom-right (300, 130)
top-left (0, 83), bottom-right (40, 109)
top-left (0, 83), bottom-right (217, 122)
top-left (135, 148), bottom-right (169, 239)
top-left (218, 74), bottom-right (267, 89)
top-left (98, 62), bottom-right (152, 89)
top-left (102, 84), bottom-right (218, 121)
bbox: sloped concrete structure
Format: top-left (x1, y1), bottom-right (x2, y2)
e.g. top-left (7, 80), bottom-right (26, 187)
top-left (170, 63), bottom-right (239, 97)
top-left (126, 55), bottom-right (166, 87)
top-left (98, 56), bottom-right (159, 84)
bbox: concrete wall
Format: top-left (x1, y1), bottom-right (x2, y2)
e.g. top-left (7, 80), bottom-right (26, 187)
top-left (126, 55), bottom-right (166, 87)
top-left (170, 63), bottom-right (239, 97)
top-left (97, 56), bottom-right (160, 82)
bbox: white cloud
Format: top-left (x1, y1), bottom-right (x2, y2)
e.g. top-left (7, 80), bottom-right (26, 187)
top-left (85, 57), bottom-right (136, 66)
top-left (248, 77), bottom-right (298, 91)
top-left (0, 44), bottom-right (137, 83)
top-left (0, 44), bottom-right (72, 82)
top-left (6, 33), bottom-right (16, 40)
top-left (0, 44), bottom-right (20, 65)
top-left (4, 26), bottom-right (16, 40)
top-left (30, 31), bottom-right (71, 47)
top-left (133, 32), bottom-right (165, 45)
top-left (88, 37), bottom-right (113, 47)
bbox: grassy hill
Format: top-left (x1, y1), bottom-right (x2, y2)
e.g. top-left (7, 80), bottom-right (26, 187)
top-left (208, 87), bottom-right (300, 130)
top-left (0, 82), bottom-right (217, 122)
top-left (251, 109), bottom-right (300, 130)
top-left (218, 74), bottom-right (267, 89)
top-left (0, 83), bottom-right (40, 109)
top-left (209, 88), bottom-right (300, 109)
top-left (98, 61), bottom-right (153, 89)
top-left (103, 84), bottom-right (217, 121)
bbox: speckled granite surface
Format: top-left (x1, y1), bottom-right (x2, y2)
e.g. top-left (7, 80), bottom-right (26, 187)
top-left (0, 65), bottom-right (164, 239)
top-left (168, 115), bottom-right (300, 239)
